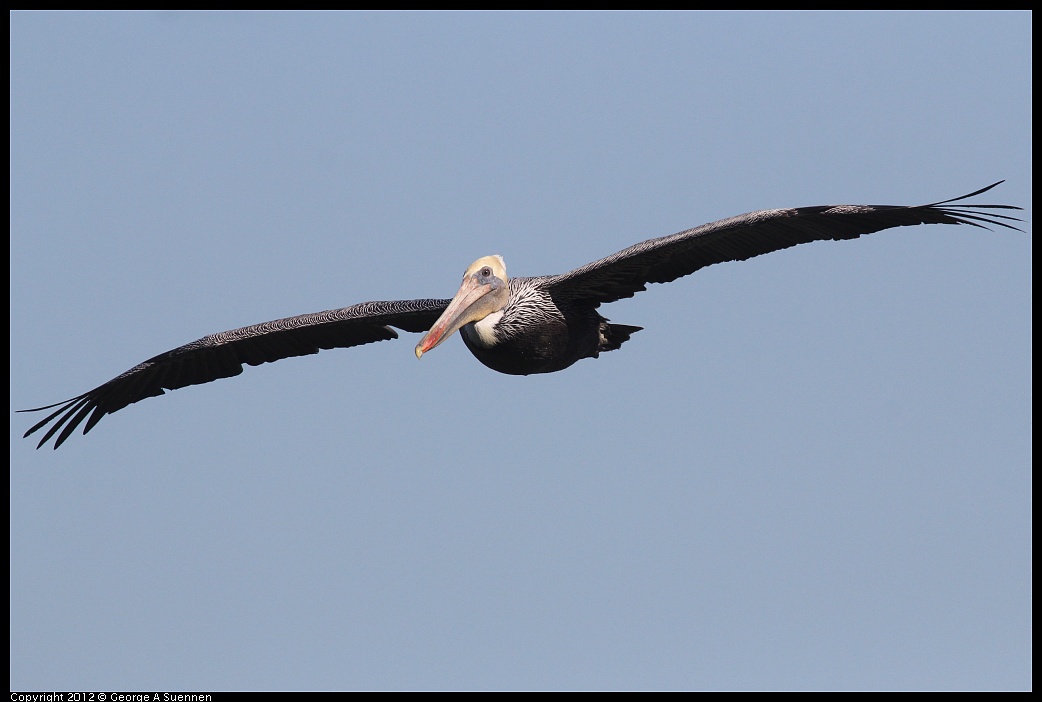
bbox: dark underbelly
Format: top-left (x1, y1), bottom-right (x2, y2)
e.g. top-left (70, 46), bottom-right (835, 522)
top-left (461, 318), bottom-right (597, 375)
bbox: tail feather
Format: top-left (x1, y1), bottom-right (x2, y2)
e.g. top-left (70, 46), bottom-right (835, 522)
top-left (600, 322), bottom-right (643, 353)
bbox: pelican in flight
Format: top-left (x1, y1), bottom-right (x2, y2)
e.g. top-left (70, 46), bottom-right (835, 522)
top-left (21, 182), bottom-right (1022, 449)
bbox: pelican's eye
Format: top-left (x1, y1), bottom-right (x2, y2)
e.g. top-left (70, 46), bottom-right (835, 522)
top-left (480, 266), bottom-right (492, 278)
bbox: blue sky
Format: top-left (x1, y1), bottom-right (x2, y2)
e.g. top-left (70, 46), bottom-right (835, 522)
top-left (10, 11), bottom-right (1031, 691)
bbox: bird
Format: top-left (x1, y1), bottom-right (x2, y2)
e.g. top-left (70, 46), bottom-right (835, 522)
top-left (20, 182), bottom-right (1022, 449)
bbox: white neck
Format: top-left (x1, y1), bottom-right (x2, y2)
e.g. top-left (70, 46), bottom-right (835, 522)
top-left (465, 309), bottom-right (504, 348)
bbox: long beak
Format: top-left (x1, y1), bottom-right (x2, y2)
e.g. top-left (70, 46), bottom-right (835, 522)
top-left (415, 275), bottom-right (496, 359)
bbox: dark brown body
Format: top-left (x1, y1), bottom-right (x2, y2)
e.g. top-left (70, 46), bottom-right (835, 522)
top-left (459, 277), bottom-right (642, 375)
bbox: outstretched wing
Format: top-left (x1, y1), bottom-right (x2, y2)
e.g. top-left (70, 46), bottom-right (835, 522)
top-left (20, 298), bottom-right (449, 449)
top-left (545, 182), bottom-right (1023, 306)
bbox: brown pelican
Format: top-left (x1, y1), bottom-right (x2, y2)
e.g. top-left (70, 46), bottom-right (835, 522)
top-left (20, 182), bottom-right (1022, 449)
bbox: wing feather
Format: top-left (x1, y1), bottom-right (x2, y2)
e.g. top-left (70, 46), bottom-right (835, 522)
top-left (547, 182), bottom-right (1022, 306)
top-left (20, 298), bottom-right (449, 449)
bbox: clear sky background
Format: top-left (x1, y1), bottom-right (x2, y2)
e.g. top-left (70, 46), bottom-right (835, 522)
top-left (10, 11), bottom-right (1031, 691)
